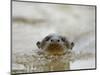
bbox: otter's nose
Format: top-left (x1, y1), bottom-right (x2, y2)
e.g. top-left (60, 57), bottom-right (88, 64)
top-left (50, 39), bottom-right (60, 42)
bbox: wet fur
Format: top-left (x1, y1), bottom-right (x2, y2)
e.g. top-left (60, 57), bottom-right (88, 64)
top-left (36, 34), bottom-right (74, 71)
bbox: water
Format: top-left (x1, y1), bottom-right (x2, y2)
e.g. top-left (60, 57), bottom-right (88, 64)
top-left (12, 1), bottom-right (96, 74)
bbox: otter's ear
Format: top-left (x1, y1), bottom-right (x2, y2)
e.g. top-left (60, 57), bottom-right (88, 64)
top-left (70, 42), bottom-right (74, 49)
top-left (36, 41), bottom-right (41, 48)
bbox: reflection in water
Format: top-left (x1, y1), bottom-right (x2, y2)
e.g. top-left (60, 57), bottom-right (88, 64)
top-left (12, 1), bottom-right (96, 74)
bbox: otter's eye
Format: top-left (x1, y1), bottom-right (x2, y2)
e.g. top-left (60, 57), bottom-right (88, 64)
top-left (61, 38), bottom-right (66, 42)
top-left (45, 36), bottom-right (50, 41)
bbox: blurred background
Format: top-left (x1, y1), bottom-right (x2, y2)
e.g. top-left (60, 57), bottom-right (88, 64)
top-left (12, 1), bottom-right (96, 73)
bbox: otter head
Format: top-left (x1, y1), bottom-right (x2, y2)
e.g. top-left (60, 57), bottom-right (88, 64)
top-left (36, 34), bottom-right (74, 54)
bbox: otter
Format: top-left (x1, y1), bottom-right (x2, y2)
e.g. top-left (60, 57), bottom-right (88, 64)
top-left (36, 34), bottom-right (74, 71)
top-left (37, 34), bottom-right (74, 55)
